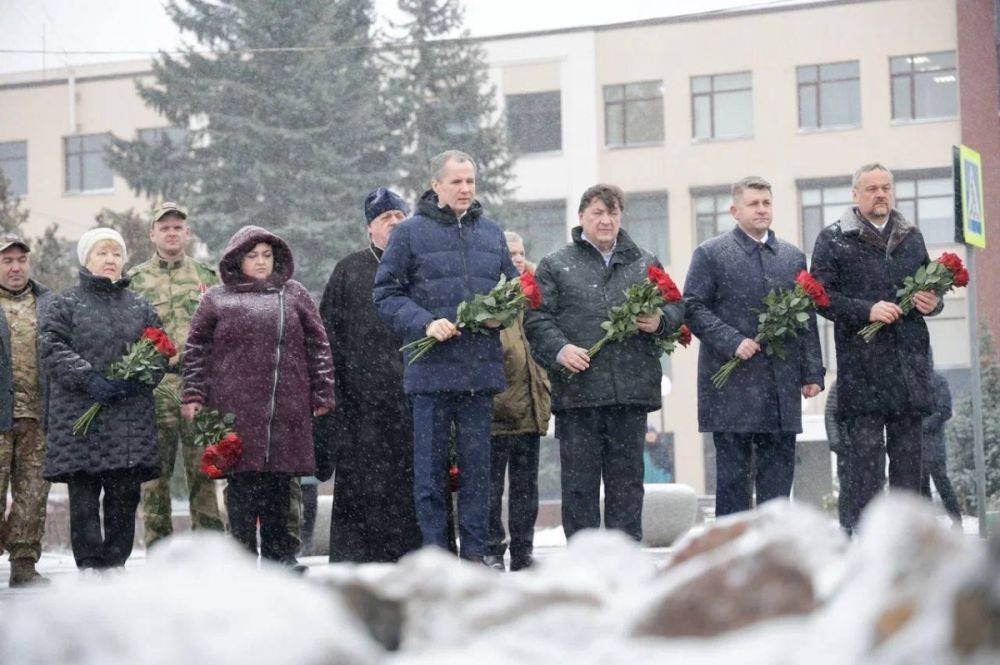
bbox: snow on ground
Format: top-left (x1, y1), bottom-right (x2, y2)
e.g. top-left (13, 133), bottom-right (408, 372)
top-left (0, 498), bottom-right (995, 664)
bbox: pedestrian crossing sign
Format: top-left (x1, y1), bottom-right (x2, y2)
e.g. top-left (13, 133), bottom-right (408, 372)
top-left (954, 145), bottom-right (986, 248)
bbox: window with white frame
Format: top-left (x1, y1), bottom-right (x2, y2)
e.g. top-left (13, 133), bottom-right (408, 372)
top-left (506, 91), bottom-right (561, 154)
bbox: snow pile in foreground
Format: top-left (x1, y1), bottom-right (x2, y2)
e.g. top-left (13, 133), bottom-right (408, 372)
top-left (1, 497), bottom-right (996, 665)
top-left (0, 534), bottom-right (381, 665)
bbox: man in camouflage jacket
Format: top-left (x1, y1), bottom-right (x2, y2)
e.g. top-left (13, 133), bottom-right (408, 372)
top-left (127, 203), bottom-right (226, 546)
top-left (0, 234), bottom-right (54, 586)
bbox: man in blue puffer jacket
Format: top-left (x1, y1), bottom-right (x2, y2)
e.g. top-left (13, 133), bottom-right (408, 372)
top-left (374, 150), bottom-right (518, 565)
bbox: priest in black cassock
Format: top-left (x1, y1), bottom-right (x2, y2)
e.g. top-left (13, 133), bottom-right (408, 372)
top-left (317, 188), bottom-right (422, 562)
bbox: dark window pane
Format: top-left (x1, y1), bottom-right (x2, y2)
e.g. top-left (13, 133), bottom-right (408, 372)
top-left (626, 81), bottom-right (661, 99)
top-left (693, 95), bottom-right (712, 139)
top-left (626, 192), bottom-right (669, 263)
top-left (913, 70), bottom-right (958, 118)
top-left (604, 84), bottom-right (624, 102)
top-left (797, 65), bottom-right (818, 83)
top-left (820, 78), bottom-right (861, 126)
top-left (0, 141), bottom-right (27, 196)
top-left (625, 98), bottom-right (663, 143)
top-left (507, 91), bottom-right (562, 153)
top-left (891, 76), bottom-right (912, 119)
top-left (714, 72), bottom-right (751, 91)
top-left (799, 85), bottom-right (818, 129)
top-left (713, 90), bottom-right (753, 138)
top-left (820, 61), bottom-right (859, 80)
top-left (504, 199), bottom-right (567, 260)
top-left (890, 56), bottom-right (911, 74)
top-left (918, 51), bottom-right (956, 71)
top-left (802, 206), bottom-right (824, 253)
top-left (691, 76), bottom-right (711, 94)
top-left (918, 195), bottom-right (954, 244)
top-left (606, 103), bottom-right (625, 146)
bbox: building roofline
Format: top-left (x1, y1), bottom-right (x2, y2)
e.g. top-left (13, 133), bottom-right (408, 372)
top-left (477, 0), bottom-right (883, 43)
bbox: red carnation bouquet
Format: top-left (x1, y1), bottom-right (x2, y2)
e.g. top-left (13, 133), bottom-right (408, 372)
top-left (401, 271), bottom-right (542, 365)
top-left (857, 252), bottom-right (969, 343)
top-left (587, 265), bottom-right (687, 359)
top-left (158, 388), bottom-right (244, 478)
top-left (711, 271), bottom-right (829, 389)
top-left (73, 327), bottom-right (177, 436)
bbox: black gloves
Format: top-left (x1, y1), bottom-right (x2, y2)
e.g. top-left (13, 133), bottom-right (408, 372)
top-left (112, 379), bottom-right (150, 398)
top-left (87, 375), bottom-right (126, 405)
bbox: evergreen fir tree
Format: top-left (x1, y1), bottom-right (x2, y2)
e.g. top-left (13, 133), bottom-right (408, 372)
top-left (388, 0), bottom-right (513, 206)
top-left (31, 224), bottom-right (77, 293)
top-left (107, 0), bottom-right (398, 291)
top-left (0, 176), bottom-right (29, 235)
top-left (947, 330), bottom-right (1000, 513)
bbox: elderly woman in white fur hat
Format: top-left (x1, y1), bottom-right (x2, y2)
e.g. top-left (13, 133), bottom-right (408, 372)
top-left (39, 228), bottom-right (165, 573)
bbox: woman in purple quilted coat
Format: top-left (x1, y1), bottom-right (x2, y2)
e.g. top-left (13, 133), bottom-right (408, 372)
top-left (181, 226), bottom-right (335, 567)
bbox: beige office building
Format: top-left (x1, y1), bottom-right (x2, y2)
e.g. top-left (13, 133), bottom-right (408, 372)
top-left (0, 0), bottom-right (974, 493)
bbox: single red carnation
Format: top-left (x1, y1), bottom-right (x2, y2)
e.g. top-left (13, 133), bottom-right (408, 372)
top-left (937, 252), bottom-right (964, 274)
top-left (448, 464), bottom-right (460, 492)
top-left (679, 324), bottom-right (692, 347)
top-left (648, 265), bottom-right (682, 302)
top-left (953, 267), bottom-right (970, 288)
top-left (520, 271), bottom-right (543, 309)
top-left (795, 270), bottom-right (830, 308)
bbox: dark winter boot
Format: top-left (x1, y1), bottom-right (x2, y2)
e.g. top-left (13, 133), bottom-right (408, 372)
top-left (482, 554), bottom-right (506, 572)
top-left (9, 558), bottom-right (50, 588)
top-left (509, 553), bottom-right (534, 572)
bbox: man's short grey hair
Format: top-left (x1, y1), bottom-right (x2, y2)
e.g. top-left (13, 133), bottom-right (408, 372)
top-left (430, 150), bottom-right (476, 181)
top-left (503, 230), bottom-right (524, 245)
top-left (852, 163), bottom-right (894, 189)
top-left (731, 176), bottom-right (772, 204)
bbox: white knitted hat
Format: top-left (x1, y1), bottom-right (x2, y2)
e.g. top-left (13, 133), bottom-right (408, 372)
top-left (77, 228), bottom-right (127, 266)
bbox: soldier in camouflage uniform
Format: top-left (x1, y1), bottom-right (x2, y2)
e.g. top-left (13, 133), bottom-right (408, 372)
top-left (0, 234), bottom-right (54, 587)
top-left (128, 203), bottom-right (226, 546)
top-left (129, 204), bottom-right (303, 549)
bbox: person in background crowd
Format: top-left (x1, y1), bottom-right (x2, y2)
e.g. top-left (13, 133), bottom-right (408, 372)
top-left (0, 234), bottom-right (53, 586)
top-left (41, 229), bottom-right (162, 573)
top-left (684, 176), bottom-right (824, 517)
top-left (374, 151), bottom-right (519, 565)
top-left (811, 163), bottom-right (943, 534)
top-left (921, 356), bottom-right (962, 526)
top-left (525, 184), bottom-right (684, 542)
top-left (318, 187), bottom-right (422, 563)
top-left (484, 231), bottom-right (551, 572)
top-left (182, 226), bottom-right (334, 571)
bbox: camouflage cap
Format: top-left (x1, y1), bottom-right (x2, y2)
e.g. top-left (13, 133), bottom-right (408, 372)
top-left (151, 201), bottom-right (188, 226)
top-left (0, 233), bottom-right (30, 253)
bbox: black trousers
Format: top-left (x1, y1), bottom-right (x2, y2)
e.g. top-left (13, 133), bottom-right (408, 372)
top-left (227, 472), bottom-right (295, 562)
top-left (300, 483), bottom-right (318, 554)
top-left (488, 433), bottom-right (540, 558)
top-left (836, 449), bottom-right (885, 531)
top-left (713, 431), bottom-right (796, 517)
top-left (67, 470), bottom-right (143, 569)
top-left (557, 406), bottom-right (646, 542)
top-left (842, 411), bottom-right (922, 531)
top-left (921, 457), bottom-right (962, 522)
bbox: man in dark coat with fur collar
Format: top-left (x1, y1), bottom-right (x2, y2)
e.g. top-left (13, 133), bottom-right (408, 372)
top-left (317, 188), bottom-right (422, 563)
top-left (811, 163), bottom-right (944, 533)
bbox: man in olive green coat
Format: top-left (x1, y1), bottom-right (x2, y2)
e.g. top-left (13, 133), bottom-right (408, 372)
top-left (485, 232), bottom-right (551, 572)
